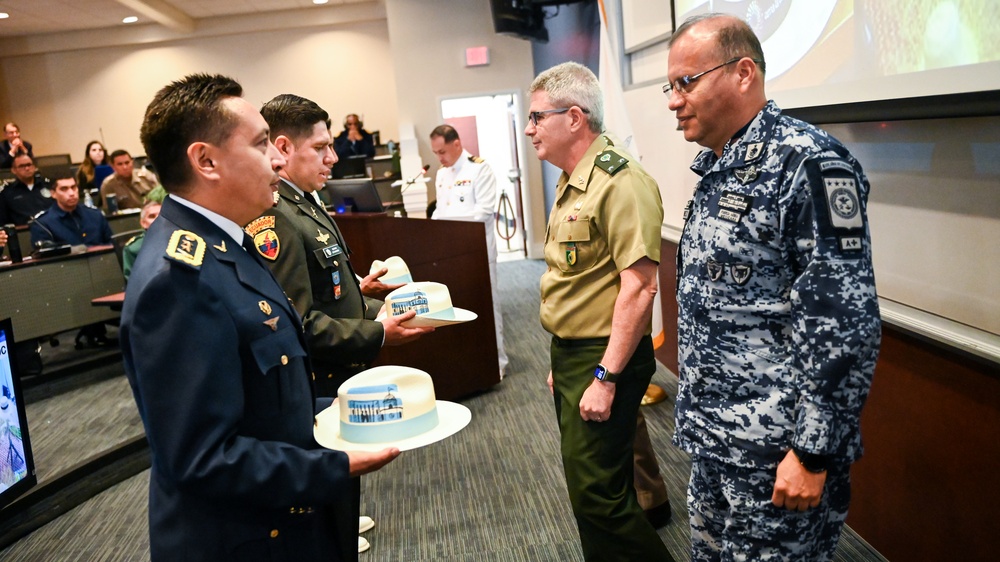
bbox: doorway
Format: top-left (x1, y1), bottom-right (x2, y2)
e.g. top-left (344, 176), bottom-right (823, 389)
top-left (440, 93), bottom-right (527, 261)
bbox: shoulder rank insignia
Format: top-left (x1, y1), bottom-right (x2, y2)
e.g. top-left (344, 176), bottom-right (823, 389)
top-left (469, 155), bottom-right (484, 164)
top-left (165, 230), bottom-right (206, 268)
top-left (595, 150), bottom-right (628, 176)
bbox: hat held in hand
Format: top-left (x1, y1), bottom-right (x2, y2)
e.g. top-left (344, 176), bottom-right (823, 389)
top-left (384, 281), bottom-right (476, 327)
top-left (370, 255), bottom-right (413, 285)
top-left (314, 365), bottom-right (472, 452)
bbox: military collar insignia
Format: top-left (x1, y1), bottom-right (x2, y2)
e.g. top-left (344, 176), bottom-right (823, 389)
top-left (745, 142), bottom-right (764, 162)
top-left (213, 239), bottom-right (227, 253)
top-left (259, 300), bottom-right (272, 315)
top-left (164, 229), bottom-right (205, 268)
top-left (316, 229), bottom-right (330, 244)
top-left (273, 191), bottom-right (281, 205)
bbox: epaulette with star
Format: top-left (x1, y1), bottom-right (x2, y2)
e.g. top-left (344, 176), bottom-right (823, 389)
top-left (595, 149), bottom-right (629, 176)
top-left (468, 155), bottom-right (484, 164)
top-left (164, 229), bottom-right (206, 269)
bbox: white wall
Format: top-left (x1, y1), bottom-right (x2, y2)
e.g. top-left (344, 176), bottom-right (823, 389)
top-left (383, 0), bottom-right (547, 258)
top-left (0, 4), bottom-right (398, 163)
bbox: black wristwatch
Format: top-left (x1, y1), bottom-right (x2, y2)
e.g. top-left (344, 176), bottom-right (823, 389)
top-left (792, 448), bottom-right (830, 473)
top-left (594, 364), bottom-right (620, 383)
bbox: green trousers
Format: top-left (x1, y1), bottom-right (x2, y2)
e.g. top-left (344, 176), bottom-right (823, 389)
top-left (550, 335), bottom-right (674, 562)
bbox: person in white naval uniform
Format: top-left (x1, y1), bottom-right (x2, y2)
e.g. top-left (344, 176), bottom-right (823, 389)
top-left (429, 124), bottom-right (508, 378)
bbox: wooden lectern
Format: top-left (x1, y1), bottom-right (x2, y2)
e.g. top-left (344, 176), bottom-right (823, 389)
top-left (334, 214), bottom-right (501, 400)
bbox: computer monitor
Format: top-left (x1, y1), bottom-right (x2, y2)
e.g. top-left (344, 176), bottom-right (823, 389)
top-left (323, 178), bottom-right (384, 214)
top-left (0, 317), bottom-right (37, 509)
top-left (330, 155), bottom-right (368, 179)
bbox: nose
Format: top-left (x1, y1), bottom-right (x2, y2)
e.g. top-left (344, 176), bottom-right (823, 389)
top-left (323, 145), bottom-right (336, 166)
top-left (524, 120), bottom-right (535, 137)
top-left (667, 89), bottom-right (684, 111)
top-left (268, 141), bottom-right (286, 171)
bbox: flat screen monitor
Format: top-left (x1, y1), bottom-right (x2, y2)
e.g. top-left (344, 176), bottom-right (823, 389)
top-left (330, 155), bottom-right (368, 179)
top-left (0, 317), bottom-right (36, 509)
top-left (324, 178), bottom-right (384, 214)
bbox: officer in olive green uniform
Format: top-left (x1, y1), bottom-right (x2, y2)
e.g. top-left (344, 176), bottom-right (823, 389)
top-left (252, 94), bottom-right (430, 399)
top-left (527, 62), bottom-right (674, 561)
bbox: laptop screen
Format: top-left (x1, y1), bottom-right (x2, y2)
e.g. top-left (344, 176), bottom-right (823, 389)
top-left (0, 317), bottom-right (37, 509)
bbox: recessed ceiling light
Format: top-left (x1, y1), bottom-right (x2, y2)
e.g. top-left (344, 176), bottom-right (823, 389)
top-left (313, 0), bottom-right (329, 5)
top-left (0, 13), bottom-right (10, 19)
top-left (123, 16), bottom-right (139, 24)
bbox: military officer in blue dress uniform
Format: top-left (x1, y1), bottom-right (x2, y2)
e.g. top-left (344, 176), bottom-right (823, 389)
top-left (122, 74), bottom-right (399, 562)
top-left (667, 15), bottom-right (881, 561)
top-left (29, 173), bottom-right (112, 247)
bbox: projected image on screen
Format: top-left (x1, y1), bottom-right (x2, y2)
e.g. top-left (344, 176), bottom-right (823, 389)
top-left (673, 0), bottom-right (1000, 107)
top-left (0, 332), bottom-right (29, 492)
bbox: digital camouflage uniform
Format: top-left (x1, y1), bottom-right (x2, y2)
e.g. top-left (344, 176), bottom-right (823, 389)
top-left (675, 101), bottom-right (881, 561)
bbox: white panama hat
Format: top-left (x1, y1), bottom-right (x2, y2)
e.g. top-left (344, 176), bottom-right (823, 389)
top-left (382, 281), bottom-right (477, 328)
top-left (369, 256), bottom-right (413, 285)
top-left (314, 365), bottom-right (472, 452)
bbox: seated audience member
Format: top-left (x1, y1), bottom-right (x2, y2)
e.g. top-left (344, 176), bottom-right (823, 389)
top-left (333, 113), bottom-right (376, 160)
top-left (0, 154), bottom-right (53, 225)
top-left (31, 172), bottom-right (115, 348)
top-left (99, 149), bottom-right (159, 211)
top-left (75, 140), bottom-right (110, 205)
top-left (30, 173), bottom-right (113, 247)
top-left (1, 122), bottom-right (33, 169)
top-left (121, 187), bottom-right (166, 281)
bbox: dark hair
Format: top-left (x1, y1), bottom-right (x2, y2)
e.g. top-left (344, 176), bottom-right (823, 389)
top-left (12, 153), bottom-right (34, 166)
top-left (670, 13), bottom-right (767, 75)
top-left (260, 94), bottom-right (331, 142)
top-left (109, 149), bottom-right (131, 162)
top-left (429, 124), bottom-right (460, 143)
top-left (49, 167), bottom-right (77, 184)
top-left (77, 140), bottom-right (108, 184)
top-left (140, 73), bottom-right (243, 192)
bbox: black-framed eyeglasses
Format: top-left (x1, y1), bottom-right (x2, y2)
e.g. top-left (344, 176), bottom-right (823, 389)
top-left (662, 57), bottom-right (762, 96)
top-left (528, 106), bottom-right (590, 127)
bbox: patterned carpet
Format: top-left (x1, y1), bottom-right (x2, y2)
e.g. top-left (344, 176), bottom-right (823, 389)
top-left (0, 259), bottom-right (887, 561)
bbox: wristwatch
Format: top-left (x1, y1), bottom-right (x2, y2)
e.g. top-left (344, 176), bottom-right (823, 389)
top-left (792, 447), bottom-right (830, 473)
top-left (593, 364), bottom-right (620, 383)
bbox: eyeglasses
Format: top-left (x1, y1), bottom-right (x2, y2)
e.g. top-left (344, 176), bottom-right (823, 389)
top-left (528, 106), bottom-right (589, 127)
top-left (14, 163), bottom-right (35, 170)
top-left (662, 57), bottom-right (762, 96)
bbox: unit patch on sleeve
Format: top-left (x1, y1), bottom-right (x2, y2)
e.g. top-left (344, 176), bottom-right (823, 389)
top-left (823, 177), bottom-right (863, 230)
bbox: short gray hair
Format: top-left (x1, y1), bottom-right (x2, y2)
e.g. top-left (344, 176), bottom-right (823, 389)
top-left (528, 62), bottom-right (604, 134)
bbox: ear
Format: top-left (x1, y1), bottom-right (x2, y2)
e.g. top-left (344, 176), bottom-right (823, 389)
top-left (736, 57), bottom-right (758, 93)
top-left (273, 135), bottom-right (294, 157)
top-left (186, 141), bottom-right (221, 183)
top-left (568, 106), bottom-right (588, 133)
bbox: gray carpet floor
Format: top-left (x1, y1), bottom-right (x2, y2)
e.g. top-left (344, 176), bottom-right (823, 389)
top-left (1, 258), bottom-right (887, 561)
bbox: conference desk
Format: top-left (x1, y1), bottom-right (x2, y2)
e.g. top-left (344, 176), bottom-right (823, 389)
top-left (0, 245), bottom-right (123, 340)
top-left (3, 210), bottom-right (141, 262)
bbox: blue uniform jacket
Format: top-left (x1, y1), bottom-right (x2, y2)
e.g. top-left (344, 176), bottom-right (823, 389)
top-left (675, 101), bottom-right (881, 469)
top-left (29, 202), bottom-right (113, 247)
top-left (121, 197), bottom-right (353, 561)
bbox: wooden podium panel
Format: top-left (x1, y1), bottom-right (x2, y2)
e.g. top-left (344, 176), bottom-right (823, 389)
top-left (335, 214), bottom-right (500, 400)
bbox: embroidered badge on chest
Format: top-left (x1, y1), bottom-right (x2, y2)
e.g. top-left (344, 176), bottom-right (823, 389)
top-left (734, 166), bottom-right (758, 184)
top-left (565, 242), bottom-right (577, 266)
top-left (717, 191), bottom-right (752, 224)
top-left (731, 263), bottom-right (752, 286)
